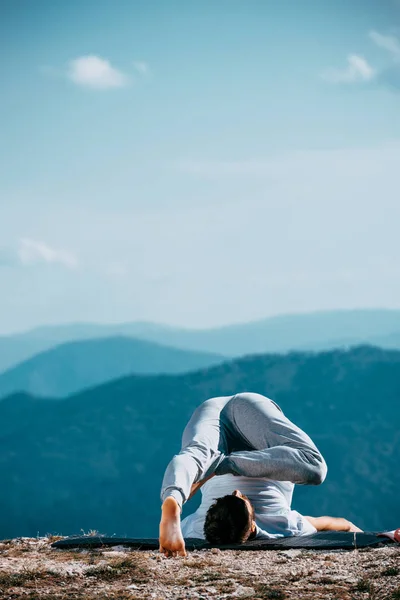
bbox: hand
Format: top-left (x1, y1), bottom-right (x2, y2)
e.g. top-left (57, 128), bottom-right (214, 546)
top-left (159, 497), bottom-right (187, 557)
top-left (305, 516), bottom-right (363, 533)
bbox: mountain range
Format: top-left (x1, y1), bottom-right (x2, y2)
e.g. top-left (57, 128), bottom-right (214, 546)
top-left (0, 336), bottom-right (224, 398)
top-left (1, 309), bottom-right (400, 374)
top-left (0, 345), bottom-right (398, 540)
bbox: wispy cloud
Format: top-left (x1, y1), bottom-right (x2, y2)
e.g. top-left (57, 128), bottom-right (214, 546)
top-left (369, 30), bottom-right (400, 91)
top-left (322, 31), bottom-right (400, 92)
top-left (321, 54), bottom-right (375, 84)
top-left (17, 239), bottom-right (78, 269)
top-left (67, 55), bottom-right (128, 89)
top-left (369, 30), bottom-right (400, 60)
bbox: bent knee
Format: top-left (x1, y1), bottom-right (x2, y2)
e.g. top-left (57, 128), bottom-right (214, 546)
top-left (308, 460), bottom-right (328, 485)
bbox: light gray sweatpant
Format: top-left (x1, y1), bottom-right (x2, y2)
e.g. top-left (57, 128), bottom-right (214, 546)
top-left (161, 392), bottom-right (327, 507)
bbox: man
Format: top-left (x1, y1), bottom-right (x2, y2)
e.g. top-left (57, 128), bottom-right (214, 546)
top-left (160, 392), bottom-right (330, 556)
top-left (181, 475), bottom-right (362, 545)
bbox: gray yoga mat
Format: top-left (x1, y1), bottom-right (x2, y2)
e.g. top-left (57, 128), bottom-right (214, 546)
top-left (52, 531), bottom-right (394, 551)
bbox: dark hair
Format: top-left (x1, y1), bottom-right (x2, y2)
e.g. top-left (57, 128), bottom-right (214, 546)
top-left (203, 494), bottom-right (254, 544)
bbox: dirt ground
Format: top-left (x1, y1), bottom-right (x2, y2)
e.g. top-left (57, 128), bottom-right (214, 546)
top-left (0, 537), bottom-right (399, 600)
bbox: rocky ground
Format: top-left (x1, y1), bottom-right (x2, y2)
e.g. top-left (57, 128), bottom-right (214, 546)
top-left (0, 537), bottom-right (399, 600)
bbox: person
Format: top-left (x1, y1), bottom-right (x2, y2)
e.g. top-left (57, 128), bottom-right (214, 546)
top-left (159, 392), bottom-right (330, 556)
top-left (181, 474), bottom-right (362, 545)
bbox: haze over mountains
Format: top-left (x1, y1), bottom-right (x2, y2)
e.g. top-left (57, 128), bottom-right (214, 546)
top-left (0, 337), bottom-right (225, 399)
top-left (1, 309), bottom-right (400, 374)
top-left (0, 345), bottom-right (398, 540)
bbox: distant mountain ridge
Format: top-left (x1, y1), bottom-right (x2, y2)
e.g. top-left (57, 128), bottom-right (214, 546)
top-left (1, 309), bottom-right (400, 373)
top-left (0, 345), bottom-right (398, 539)
top-left (0, 336), bottom-right (225, 399)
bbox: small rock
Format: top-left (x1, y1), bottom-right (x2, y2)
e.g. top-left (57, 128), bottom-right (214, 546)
top-left (233, 585), bottom-right (255, 597)
top-left (280, 549), bottom-right (302, 558)
top-left (127, 584), bottom-right (139, 590)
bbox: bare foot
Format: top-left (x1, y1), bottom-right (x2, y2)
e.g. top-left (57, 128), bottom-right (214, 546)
top-left (159, 497), bottom-right (186, 557)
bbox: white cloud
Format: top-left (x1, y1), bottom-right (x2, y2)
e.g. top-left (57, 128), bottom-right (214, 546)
top-left (17, 238), bottom-right (78, 269)
top-left (321, 54), bottom-right (375, 84)
top-left (133, 61), bottom-right (150, 76)
top-left (321, 32), bottom-right (400, 92)
top-left (369, 30), bottom-right (400, 60)
top-left (368, 31), bottom-right (400, 91)
top-left (67, 55), bottom-right (128, 89)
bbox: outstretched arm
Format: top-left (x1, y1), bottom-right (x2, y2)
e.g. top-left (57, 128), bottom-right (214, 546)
top-left (305, 516), bottom-right (363, 532)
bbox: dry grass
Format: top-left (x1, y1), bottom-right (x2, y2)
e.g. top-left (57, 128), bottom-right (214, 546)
top-left (355, 577), bottom-right (372, 592)
top-left (254, 584), bottom-right (287, 599)
top-left (84, 556), bottom-right (151, 583)
top-left (0, 537), bottom-right (399, 599)
top-left (383, 567), bottom-right (400, 577)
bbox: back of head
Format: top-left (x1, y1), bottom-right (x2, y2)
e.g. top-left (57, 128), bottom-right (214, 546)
top-left (203, 494), bottom-right (253, 545)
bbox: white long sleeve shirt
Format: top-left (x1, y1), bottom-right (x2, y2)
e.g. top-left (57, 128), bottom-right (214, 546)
top-left (181, 473), bottom-right (317, 540)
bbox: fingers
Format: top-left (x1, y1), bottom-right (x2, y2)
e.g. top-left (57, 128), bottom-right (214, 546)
top-left (348, 521), bottom-right (363, 533)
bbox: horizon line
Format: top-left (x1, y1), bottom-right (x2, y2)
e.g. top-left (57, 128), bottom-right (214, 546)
top-left (1, 306), bottom-right (400, 338)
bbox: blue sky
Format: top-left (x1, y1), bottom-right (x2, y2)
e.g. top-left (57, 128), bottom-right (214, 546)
top-left (1, 0), bottom-right (400, 334)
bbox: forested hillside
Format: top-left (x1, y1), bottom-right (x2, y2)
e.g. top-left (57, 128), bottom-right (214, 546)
top-left (0, 346), bottom-right (398, 539)
top-left (0, 336), bottom-right (224, 398)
